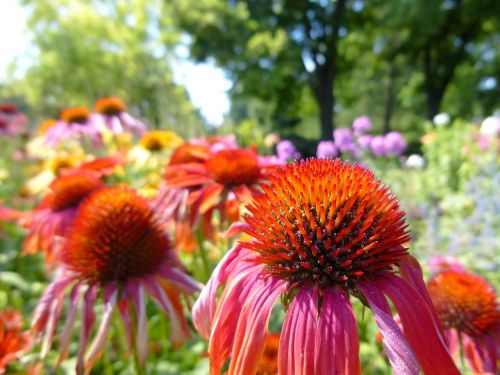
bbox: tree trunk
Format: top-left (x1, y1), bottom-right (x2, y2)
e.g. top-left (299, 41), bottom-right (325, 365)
top-left (383, 64), bottom-right (396, 133)
top-left (312, 64), bottom-right (335, 140)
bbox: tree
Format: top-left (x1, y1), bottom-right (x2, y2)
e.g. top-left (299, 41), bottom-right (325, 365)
top-left (171, 0), bottom-right (371, 140)
top-left (2, 0), bottom-right (205, 137)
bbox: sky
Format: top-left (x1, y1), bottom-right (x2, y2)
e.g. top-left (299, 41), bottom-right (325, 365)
top-left (0, 1), bottom-right (231, 126)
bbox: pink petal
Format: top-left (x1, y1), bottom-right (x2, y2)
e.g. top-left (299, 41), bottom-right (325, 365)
top-left (278, 287), bottom-right (318, 375)
top-left (373, 273), bottom-right (460, 375)
top-left (85, 285), bottom-right (118, 370)
top-left (76, 285), bottom-right (97, 375)
top-left (227, 276), bottom-right (285, 375)
top-left (398, 255), bottom-right (444, 336)
top-left (127, 282), bottom-right (149, 363)
top-left (157, 265), bottom-right (203, 293)
top-left (314, 288), bottom-right (361, 375)
top-left (358, 282), bottom-right (419, 375)
top-left (220, 222), bottom-right (251, 239)
top-left (208, 268), bottom-right (271, 373)
top-left (143, 276), bottom-right (188, 346)
top-left (192, 244), bottom-right (252, 338)
top-left (464, 334), bottom-right (498, 374)
top-left (57, 282), bottom-right (83, 366)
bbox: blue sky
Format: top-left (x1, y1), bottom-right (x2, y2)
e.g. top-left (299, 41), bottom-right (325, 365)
top-left (0, 1), bottom-right (231, 125)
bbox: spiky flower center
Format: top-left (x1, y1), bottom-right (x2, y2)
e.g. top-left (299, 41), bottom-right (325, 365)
top-left (244, 159), bottom-right (409, 293)
top-left (428, 271), bottom-right (499, 337)
top-left (48, 172), bottom-right (103, 211)
top-left (63, 186), bottom-right (170, 284)
top-left (95, 97), bottom-right (127, 115)
top-left (205, 149), bottom-right (261, 187)
top-left (61, 107), bottom-right (90, 124)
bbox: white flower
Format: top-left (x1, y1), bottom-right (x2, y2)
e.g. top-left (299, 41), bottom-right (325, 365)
top-left (406, 154), bottom-right (425, 169)
top-left (433, 113), bottom-right (450, 126)
top-left (479, 116), bottom-right (500, 137)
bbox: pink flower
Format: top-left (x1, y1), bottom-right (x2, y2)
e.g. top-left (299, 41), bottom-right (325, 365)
top-left (32, 186), bottom-right (201, 374)
top-left (193, 159), bottom-right (459, 375)
top-left (93, 97), bottom-right (147, 136)
top-left (0, 103), bottom-right (28, 137)
top-left (428, 271), bottom-right (499, 374)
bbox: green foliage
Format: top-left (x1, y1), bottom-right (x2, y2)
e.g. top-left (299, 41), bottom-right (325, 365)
top-left (1, 0), bottom-right (205, 137)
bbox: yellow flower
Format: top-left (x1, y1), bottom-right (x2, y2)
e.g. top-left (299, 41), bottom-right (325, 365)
top-left (139, 131), bottom-right (183, 151)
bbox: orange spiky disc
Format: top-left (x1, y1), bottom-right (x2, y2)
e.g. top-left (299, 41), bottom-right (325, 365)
top-left (60, 106), bottom-right (90, 124)
top-left (205, 148), bottom-right (261, 187)
top-left (95, 97), bottom-right (127, 115)
top-left (243, 159), bottom-right (410, 292)
top-left (48, 171), bottom-right (103, 212)
top-left (63, 186), bottom-right (170, 284)
top-left (428, 271), bottom-right (499, 337)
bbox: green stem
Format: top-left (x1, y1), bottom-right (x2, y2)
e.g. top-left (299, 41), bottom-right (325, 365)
top-left (130, 307), bottom-right (147, 375)
top-left (196, 227), bottom-right (210, 282)
top-left (457, 332), bottom-right (467, 372)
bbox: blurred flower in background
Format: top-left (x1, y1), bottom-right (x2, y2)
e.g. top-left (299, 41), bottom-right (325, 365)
top-left (352, 115), bottom-right (372, 136)
top-left (0, 309), bottom-right (32, 374)
top-left (0, 103), bottom-right (28, 137)
top-left (433, 113), bottom-right (451, 127)
top-left (276, 139), bottom-right (301, 163)
top-left (316, 140), bottom-right (338, 158)
top-left (384, 131), bottom-right (407, 157)
top-left (93, 97), bottom-right (147, 136)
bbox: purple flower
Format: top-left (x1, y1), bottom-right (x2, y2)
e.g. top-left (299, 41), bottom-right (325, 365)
top-left (352, 116), bottom-right (372, 136)
top-left (370, 135), bottom-right (386, 157)
top-left (316, 141), bottom-right (338, 158)
top-left (357, 135), bottom-right (373, 150)
top-left (276, 140), bottom-right (301, 162)
top-left (333, 128), bottom-right (354, 153)
top-left (384, 131), bottom-right (407, 157)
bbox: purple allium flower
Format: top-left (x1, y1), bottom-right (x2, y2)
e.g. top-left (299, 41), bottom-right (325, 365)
top-left (370, 135), bottom-right (386, 157)
top-left (316, 140), bottom-right (338, 158)
top-left (352, 115), bottom-right (372, 136)
top-left (333, 128), bottom-right (354, 153)
top-left (276, 140), bottom-right (301, 162)
top-left (357, 135), bottom-right (373, 150)
top-left (384, 131), bottom-right (407, 157)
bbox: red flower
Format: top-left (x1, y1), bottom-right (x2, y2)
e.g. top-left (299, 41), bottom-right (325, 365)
top-left (32, 186), bottom-right (201, 373)
top-left (166, 147), bottom-right (274, 239)
top-left (23, 171), bottom-right (104, 263)
top-left (0, 309), bottom-right (32, 374)
top-left (428, 270), bottom-right (499, 374)
top-left (193, 159), bottom-right (459, 375)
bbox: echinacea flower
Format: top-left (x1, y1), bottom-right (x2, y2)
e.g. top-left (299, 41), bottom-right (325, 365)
top-left (32, 186), bottom-right (201, 373)
top-left (94, 97), bottom-right (146, 136)
top-left (0, 309), bottom-right (32, 374)
top-left (23, 171), bottom-right (104, 263)
top-left (193, 159), bottom-right (459, 375)
top-left (45, 106), bottom-right (102, 147)
top-left (428, 271), bottom-right (499, 374)
top-left (0, 103), bottom-right (27, 137)
top-left (166, 147), bottom-right (274, 237)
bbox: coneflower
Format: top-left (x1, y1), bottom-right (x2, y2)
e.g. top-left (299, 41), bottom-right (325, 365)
top-left (0, 309), bottom-right (32, 374)
top-left (94, 97), bottom-right (146, 136)
top-left (193, 159), bottom-right (459, 375)
top-left (32, 186), bottom-right (201, 374)
top-left (23, 171), bottom-right (103, 263)
top-left (0, 103), bottom-right (27, 137)
top-left (428, 270), bottom-right (499, 374)
top-left (45, 106), bottom-right (102, 147)
top-left (166, 147), bottom-right (276, 238)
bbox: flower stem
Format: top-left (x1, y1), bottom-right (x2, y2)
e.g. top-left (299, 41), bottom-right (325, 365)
top-left (196, 227), bottom-right (210, 282)
top-left (130, 307), bottom-right (146, 375)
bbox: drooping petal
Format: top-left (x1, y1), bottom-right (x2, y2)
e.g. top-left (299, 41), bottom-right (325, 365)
top-left (464, 334), bottom-right (498, 375)
top-left (358, 282), bottom-right (419, 375)
top-left (313, 288), bottom-right (361, 375)
top-left (143, 276), bottom-right (188, 346)
top-left (76, 285), bottom-right (97, 375)
top-left (85, 285), bottom-right (118, 370)
top-left (227, 275), bottom-right (285, 375)
top-left (208, 268), bottom-right (271, 374)
top-left (199, 184), bottom-right (225, 214)
top-left (398, 255), bottom-right (444, 336)
top-left (192, 244), bottom-right (251, 338)
top-left (57, 282), bottom-right (83, 366)
top-left (278, 287), bottom-right (318, 375)
top-left (156, 264), bottom-right (203, 294)
top-left (373, 273), bottom-right (460, 375)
